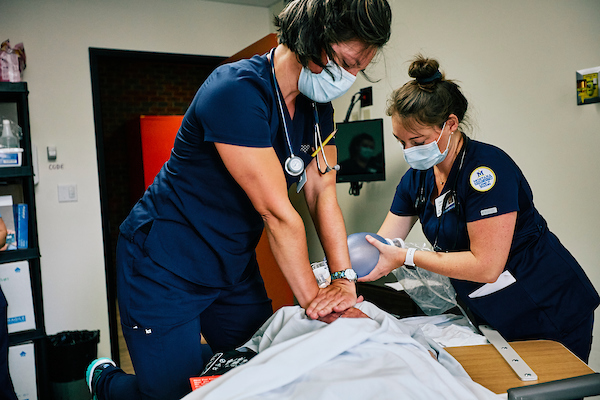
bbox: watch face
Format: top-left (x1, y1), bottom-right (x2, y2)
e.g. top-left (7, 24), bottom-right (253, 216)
top-left (345, 269), bottom-right (357, 281)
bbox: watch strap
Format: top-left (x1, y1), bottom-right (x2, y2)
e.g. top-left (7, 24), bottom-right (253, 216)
top-left (404, 247), bottom-right (417, 267)
top-left (331, 271), bottom-right (345, 280)
top-left (331, 269), bottom-right (357, 282)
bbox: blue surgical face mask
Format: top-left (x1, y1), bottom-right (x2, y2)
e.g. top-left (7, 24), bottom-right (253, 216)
top-left (402, 122), bottom-right (452, 170)
top-left (359, 146), bottom-right (374, 159)
top-left (298, 58), bottom-right (356, 103)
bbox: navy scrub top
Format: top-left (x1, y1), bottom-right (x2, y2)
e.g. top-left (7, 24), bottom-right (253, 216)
top-left (120, 52), bottom-right (334, 288)
top-left (391, 137), bottom-right (599, 340)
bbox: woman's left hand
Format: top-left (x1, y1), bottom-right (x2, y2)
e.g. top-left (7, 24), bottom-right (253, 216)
top-left (357, 234), bottom-right (404, 282)
top-left (305, 279), bottom-right (361, 320)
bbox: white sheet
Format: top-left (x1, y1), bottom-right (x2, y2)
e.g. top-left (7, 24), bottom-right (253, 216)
top-left (401, 314), bottom-right (489, 348)
top-left (182, 302), bottom-right (498, 400)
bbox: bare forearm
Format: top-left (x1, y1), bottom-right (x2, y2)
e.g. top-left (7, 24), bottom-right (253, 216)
top-left (364, 237), bottom-right (506, 284)
top-left (405, 213), bottom-right (515, 282)
top-left (409, 250), bottom-right (497, 282)
top-left (302, 161), bottom-right (358, 317)
top-left (308, 190), bottom-right (352, 274)
top-left (366, 212), bottom-right (514, 283)
top-left (377, 212), bottom-right (417, 241)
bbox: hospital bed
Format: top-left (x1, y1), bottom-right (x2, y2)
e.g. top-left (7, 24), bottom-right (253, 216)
top-left (179, 299), bottom-right (600, 400)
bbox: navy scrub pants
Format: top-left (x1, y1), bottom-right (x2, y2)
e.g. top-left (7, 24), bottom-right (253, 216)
top-left (96, 230), bottom-right (273, 400)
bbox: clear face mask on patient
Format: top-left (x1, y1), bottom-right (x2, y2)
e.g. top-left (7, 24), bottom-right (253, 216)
top-left (402, 122), bottom-right (452, 170)
top-left (298, 58), bottom-right (356, 103)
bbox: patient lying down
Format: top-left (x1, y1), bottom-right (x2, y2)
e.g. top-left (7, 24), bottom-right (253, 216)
top-left (325, 307), bottom-right (440, 361)
top-left (182, 301), bottom-right (498, 400)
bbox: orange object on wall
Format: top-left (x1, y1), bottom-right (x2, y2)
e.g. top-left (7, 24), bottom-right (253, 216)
top-left (256, 230), bottom-right (295, 311)
top-left (139, 115), bottom-right (183, 188)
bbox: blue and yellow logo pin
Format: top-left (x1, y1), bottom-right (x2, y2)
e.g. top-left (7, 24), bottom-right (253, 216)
top-left (470, 167), bottom-right (496, 192)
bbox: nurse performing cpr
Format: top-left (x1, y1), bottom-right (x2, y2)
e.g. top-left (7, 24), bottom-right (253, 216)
top-left (361, 54), bottom-right (599, 363)
top-left (86, 1), bottom-right (392, 400)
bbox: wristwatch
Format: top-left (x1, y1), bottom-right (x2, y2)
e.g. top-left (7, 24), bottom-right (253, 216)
top-left (331, 268), bottom-right (358, 283)
top-left (404, 248), bottom-right (417, 268)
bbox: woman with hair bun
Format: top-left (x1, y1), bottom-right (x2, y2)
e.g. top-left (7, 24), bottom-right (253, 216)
top-left (362, 54), bottom-right (599, 362)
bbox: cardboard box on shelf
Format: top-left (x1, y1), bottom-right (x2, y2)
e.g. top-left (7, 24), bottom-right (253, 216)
top-left (0, 260), bottom-right (35, 333)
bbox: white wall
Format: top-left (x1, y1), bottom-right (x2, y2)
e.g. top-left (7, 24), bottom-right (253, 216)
top-left (0, 0), bottom-right (272, 358)
top-left (2, 0), bottom-right (600, 375)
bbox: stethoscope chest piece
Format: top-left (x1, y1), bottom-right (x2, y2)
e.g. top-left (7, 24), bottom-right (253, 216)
top-left (285, 155), bottom-right (305, 177)
top-left (270, 48), bottom-right (334, 181)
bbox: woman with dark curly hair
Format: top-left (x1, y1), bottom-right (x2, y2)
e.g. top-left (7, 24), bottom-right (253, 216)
top-left (86, 1), bottom-right (392, 399)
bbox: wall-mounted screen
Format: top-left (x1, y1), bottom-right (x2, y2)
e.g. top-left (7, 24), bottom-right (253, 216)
top-left (335, 118), bottom-right (385, 184)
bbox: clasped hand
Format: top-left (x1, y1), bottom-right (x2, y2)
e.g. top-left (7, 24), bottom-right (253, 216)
top-left (305, 278), bottom-right (362, 320)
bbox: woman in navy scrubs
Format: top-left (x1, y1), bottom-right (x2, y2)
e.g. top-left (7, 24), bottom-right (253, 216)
top-left (362, 55), bottom-right (599, 362)
top-left (87, 1), bottom-right (392, 400)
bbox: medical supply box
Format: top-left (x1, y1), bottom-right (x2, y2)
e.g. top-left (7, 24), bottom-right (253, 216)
top-left (0, 147), bottom-right (23, 167)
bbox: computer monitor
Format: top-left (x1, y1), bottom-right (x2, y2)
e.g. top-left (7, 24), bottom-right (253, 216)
top-left (335, 118), bottom-right (385, 184)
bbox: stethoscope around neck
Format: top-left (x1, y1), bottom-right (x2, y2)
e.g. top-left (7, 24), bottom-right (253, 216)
top-left (269, 48), bottom-right (337, 177)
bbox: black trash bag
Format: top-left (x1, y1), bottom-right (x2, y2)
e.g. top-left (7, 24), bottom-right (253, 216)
top-left (46, 330), bottom-right (100, 383)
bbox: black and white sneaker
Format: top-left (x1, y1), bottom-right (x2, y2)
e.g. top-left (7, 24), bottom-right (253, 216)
top-left (85, 358), bottom-right (117, 400)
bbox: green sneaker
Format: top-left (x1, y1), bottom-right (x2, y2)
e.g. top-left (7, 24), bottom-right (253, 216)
top-left (86, 358), bottom-right (117, 400)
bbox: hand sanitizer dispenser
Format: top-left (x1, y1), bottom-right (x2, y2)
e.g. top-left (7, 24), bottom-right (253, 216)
top-left (1, 119), bottom-right (19, 148)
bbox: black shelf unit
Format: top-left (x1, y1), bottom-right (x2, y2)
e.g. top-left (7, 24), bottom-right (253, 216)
top-left (0, 81), bottom-right (47, 398)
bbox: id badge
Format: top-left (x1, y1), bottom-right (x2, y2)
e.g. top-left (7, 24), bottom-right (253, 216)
top-left (435, 191), bottom-right (456, 217)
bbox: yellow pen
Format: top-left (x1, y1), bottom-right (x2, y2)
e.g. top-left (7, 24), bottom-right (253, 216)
top-left (311, 129), bottom-right (337, 158)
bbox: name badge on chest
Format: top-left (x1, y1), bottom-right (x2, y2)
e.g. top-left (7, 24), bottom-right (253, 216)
top-left (435, 191), bottom-right (456, 218)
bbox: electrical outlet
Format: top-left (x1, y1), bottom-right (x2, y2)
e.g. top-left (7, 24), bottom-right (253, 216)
top-left (360, 86), bottom-right (373, 107)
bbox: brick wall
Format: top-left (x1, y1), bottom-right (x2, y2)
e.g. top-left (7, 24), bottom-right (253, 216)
top-left (94, 51), bottom-right (224, 273)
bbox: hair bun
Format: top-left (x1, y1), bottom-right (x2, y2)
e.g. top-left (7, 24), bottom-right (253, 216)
top-left (409, 54), bottom-right (442, 84)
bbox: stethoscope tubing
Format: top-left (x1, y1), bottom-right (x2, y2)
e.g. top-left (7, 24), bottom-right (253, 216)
top-left (269, 48), bottom-right (337, 177)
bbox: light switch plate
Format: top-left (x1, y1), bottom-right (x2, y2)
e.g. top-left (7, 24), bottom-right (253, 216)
top-left (57, 184), bottom-right (77, 202)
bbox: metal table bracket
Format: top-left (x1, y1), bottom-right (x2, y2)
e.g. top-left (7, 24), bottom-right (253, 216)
top-left (479, 325), bottom-right (538, 382)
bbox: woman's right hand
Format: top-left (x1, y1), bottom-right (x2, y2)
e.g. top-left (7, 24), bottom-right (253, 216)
top-left (305, 278), bottom-right (360, 320)
top-left (357, 234), bottom-right (405, 282)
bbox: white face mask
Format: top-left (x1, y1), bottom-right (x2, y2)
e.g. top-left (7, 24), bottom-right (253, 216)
top-left (402, 122), bottom-right (452, 170)
top-left (298, 58), bottom-right (356, 103)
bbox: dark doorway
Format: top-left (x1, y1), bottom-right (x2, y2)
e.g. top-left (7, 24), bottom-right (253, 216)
top-left (89, 48), bottom-right (225, 362)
